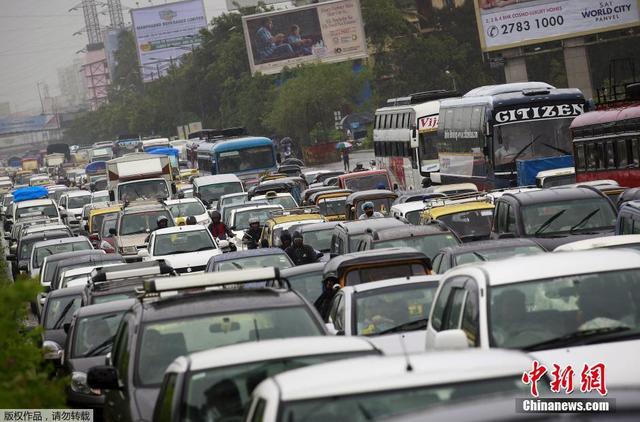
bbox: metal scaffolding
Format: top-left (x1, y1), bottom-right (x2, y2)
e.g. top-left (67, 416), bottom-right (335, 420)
top-left (107, 0), bottom-right (125, 30)
top-left (81, 0), bottom-right (102, 45)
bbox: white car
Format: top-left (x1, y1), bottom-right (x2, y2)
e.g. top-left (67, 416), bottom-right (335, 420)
top-left (217, 192), bottom-right (249, 211)
top-left (59, 190), bottom-right (92, 231)
top-left (164, 197), bottom-right (210, 226)
top-left (325, 275), bottom-right (439, 354)
top-left (251, 192), bottom-right (298, 209)
top-left (14, 199), bottom-right (61, 224)
top-left (228, 204), bottom-right (284, 247)
top-left (425, 249), bottom-right (640, 388)
top-left (140, 225), bottom-right (221, 273)
top-left (29, 236), bottom-right (93, 279)
top-left (91, 190), bottom-right (110, 203)
top-left (245, 349), bottom-right (537, 422)
top-left (59, 262), bottom-right (121, 288)
top-left (554, 234), bottom-right (640, 252)
top-left (193, 174), bottom-right (244, 209)
top-left (155, 337), bottom-right (379, 422)
top-left (390, 201), bottom-right (426, 225)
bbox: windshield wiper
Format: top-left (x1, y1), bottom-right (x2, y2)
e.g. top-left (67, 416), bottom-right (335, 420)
top-left (509, 135), bottom-right (542, 166)
top-left (534, 209), bottom-right (566, 236)
top-left (377, 318), bottom-right (429, 335)
top-left (171, 246), bottom-right (213, 255)
top-left (569, 209), bottom-right (600, 234)
top-left (542, 142), bottom-right (571, 155)
top-left (52, 300), bottom-right (76, 329)
top-left (524, 326), bottom-right (631, 351)
top-left (82, 335), bottom-right (115, 357)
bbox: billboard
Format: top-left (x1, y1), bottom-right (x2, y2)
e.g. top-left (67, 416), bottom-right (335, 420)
top-left (131, 0), bottom-right (207, 82)
top-left (242, 0), bottom-right (368, 75)
top-left (474, 0), bottom-right (640, 52)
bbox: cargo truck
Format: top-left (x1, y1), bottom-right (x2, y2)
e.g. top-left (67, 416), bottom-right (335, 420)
top-left (106, 153), bottom-right (175, 202)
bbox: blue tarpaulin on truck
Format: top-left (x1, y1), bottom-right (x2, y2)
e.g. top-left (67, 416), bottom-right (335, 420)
top-left (12, 186), bottom-right (48, 202)
top-left (145, 147), bottom-right (179, 157)
top-left (516, 155), bottom-right (575, 187)
top-left (85, 161), bottom-right (107, 175)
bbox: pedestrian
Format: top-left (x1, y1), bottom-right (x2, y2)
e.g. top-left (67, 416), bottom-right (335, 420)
top-left (342, 148), bottom-right (350, 172)
top-left (242, 217), bottom-right (263, 249)
top-left (285, 231), bottom-right (319, 265)
top-left (359, 202), bottom-right (384, 220)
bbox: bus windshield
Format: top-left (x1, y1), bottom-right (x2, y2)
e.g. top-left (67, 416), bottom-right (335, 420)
top-left (493, 118), bottom-right (573, 168)
top-left (217, 145), bottom-right (275, 174)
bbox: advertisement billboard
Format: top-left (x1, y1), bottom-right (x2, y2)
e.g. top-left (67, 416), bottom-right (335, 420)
top-left (242, 0), bottom-right (368, 75)
top-left (474, 0), bottom-right (640, 52)
top-left (131, 0), bottom-right (207, 82)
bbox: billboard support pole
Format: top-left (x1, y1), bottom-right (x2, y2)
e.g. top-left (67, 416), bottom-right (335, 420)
top-left (563, 37), bottom-right (594, 100)
top-left (502, 48), bottom-right (528, 83)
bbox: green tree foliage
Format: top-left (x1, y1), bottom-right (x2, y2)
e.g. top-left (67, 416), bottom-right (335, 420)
top-left (0, 275), bottom-right (67, 407)
top-left (110, 30), bottom-right (143, 102)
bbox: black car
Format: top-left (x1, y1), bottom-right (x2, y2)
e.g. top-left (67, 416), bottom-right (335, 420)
top-left (288, 221), bottom-right (340, 254)
top-left (431, 238), bottom-right (546, 274)
top-left (41, 285), bottom-right (85, 367)
top-left (280, 262), bottom-right (325, 304)
top-left (329, 218), bottom-right (406, 257)
top-left (491, 185), bottom-right (618, 250)
top-left (63, 299), bottom-right (135, 414)
top-left (87, 268), bottom-right (327, 422)
top-left (9, 230), bottom-right (71, 279)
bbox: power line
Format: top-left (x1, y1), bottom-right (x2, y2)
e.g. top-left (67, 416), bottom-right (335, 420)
top-left (0, 14), bottom-right (82, 18)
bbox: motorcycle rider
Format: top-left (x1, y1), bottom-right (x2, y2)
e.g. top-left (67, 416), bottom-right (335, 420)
top-left (243, 217), bottom-right (263, 249)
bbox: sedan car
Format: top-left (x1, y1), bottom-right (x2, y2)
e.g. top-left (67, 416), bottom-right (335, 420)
top-left (29, 236), bottom-right (93, 278)
top-left (206, 248), bottom-right (294, 272)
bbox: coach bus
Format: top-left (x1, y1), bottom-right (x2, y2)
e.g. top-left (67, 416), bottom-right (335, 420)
top-left (571, 104), bottom-right (640, 187)
top-left (432, 82), bottom-right (587, 190)
top-left (373, 91), bottom-right (456, 189)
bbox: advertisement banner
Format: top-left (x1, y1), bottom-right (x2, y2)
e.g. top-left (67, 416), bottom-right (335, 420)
top-left (131, 0), bottom-right (207, 82)
top-left (242, 0), bottom-right (368, 75)
top-left (474, 0), bottom-right (640, 52)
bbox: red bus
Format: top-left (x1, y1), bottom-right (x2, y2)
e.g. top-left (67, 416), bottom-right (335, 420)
top-left (571, 104), bottom-right (640, 187)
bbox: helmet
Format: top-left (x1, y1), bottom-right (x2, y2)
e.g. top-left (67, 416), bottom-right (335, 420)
top-left (186, 216), bottom-right (197, 225)
top-left (362, 201), bottom-right (374, 211)
top-left (280, 230), bottom-right (292, 242)
top-left (292, 231), bottom-right (303, 240)
top-left (210, 210), bottom-right (221, 220)
top-left (157, 215), bottom-right (169, 224)
top-left (248, 217), bottom-right (260, 225)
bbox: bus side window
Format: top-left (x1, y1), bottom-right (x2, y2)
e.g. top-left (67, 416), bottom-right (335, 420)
top-left (575, 144), bottom-right (586, 171)
top-left (615, 139), bottom-right (628, 168)
top-left (605, 142), bottom-right (615, 169)
top-left (632, 139), bottom-right (640, 167)
top-left (586, 143), bottom-right (597, 170)
top-left (596, 143), bottom-right (606, 170)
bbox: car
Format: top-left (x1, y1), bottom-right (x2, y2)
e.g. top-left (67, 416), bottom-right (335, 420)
top-left (251, 191), bottom-right (299, 209)
top-left (280, 262), bottom-right (325, 304)
top-left (206, 248), bottom-right (294, 272)
top-left (259, 210), bottom-right (326, 248)
top-left (113, 202), bottom-right (174, 261)
top-left (305, 170), bottom-right (343, 185)
top-left (244, 349), bottom-right (539, 422)
top-left (337, 169), bottom-right (392, 191)
top-left (220, 200), bottom-right (268, 228)
top-left (286, 221), bottom-right (340, 254)
top-left (86, 205), bottom-right (121, 247)
top-left (250, 177), bottom-right (308, 205)
top-left (424, 249), bottom-right (640, 388)
top-left (1, 193), bottom-right (13, 220)
top-left (140, 225), bottom-right (222, 273)
top-left (97, 213), bottom-right (118, 253)
top-left (301, 185), bottom-right (339, 205)
top-left (58, 263), bottom-right (123, 289)
top-left (616, 199), bottom-right (640, 235)
top-left (216, 192), bottom-right (249, 211)
top-left (91, 189), bottom-right (110, 203)
top-left (49, 252), bottom-right (125, 292)
top-left (617, 187), bottom-right (640, 209)
top-left (420, 199), bottom-right (495, 243)
top-left (345, 190), bottom-right (398, 220)
top-left (227, 204), bottom-right (284, 246)
top-left (13, 198), bottom-right (61, 224)
top-left (490, 186), bottom-right (618, 250)
top-left (17, 221), bottom-right (71, 245)
top-left (58, 190), bottom-right (92, 231)
top-left (355, 224), bottom-right (461, 260)
top-left (29, 236), bottom-right (93, 278)
top-left (431, 238), bottom-right (546, 274)
top-left (9, 230), bottom-right (71, 279)
top-left (164, 197), bottom-right (210, 226)
top-left (325, 275), bottom-right (440, 353)
top-left (554, 234), bottom-right (640, 252)
top-left (390, 201), bottom-right (429, 225)
top-left (193, 174), bottom-right (244, 209)
top-left (311, 190), bottom-right (352, 221)
top-left (393, 190), bottom-right (445, 205)
top-left (536, 166), bottom-right (576, 188)
top-left (87, 268), bottom-right (327, 422)
top-left (153, 337), bottom-right (379, 422)
top-left (329, 218), bottom-right (406, 257)
top-left (62, 299), bottom-right (135, 415)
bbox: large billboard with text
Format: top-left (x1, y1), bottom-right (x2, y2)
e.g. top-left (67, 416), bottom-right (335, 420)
top-left (242, 0), bottom-right (367, 75)
top-left (131, 0), bottom-right (207, 82)
top-left (474, 0), bottom-right (640, 52)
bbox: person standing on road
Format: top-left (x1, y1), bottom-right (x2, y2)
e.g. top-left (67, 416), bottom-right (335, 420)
top-left (342, 148), bottom-right (350, 172)
top-left (359, 202), bottom-right (384, 220)
top-left (285, 231), bottom-right (318, 265)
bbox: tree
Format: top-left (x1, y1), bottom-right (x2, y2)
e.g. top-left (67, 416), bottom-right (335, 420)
top-left (110, 30), bottom-right (143, 102)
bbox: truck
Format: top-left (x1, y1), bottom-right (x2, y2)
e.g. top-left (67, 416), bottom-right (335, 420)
top-left (106, 153), bottom-right (176, 202)
top-left (21, 158), bottom-right (39, 172)
top-left (45, 153), bottom-right (65, 168)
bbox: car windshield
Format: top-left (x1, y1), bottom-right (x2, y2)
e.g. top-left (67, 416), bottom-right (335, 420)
top-left (522, 198), bottom-right (617, 236)
top-left (20, 233), bottom-right (68, 260)
top-left (264, 195), bottom-right (297, 209)
top-left (220, 194), bottom-right (248, 208)
top-left (3, 196), bottom-right (13, 206)
top-left (184, 351), bottom-right (372, 422)
top-left (44, 295), bottom-right (82, 330)
top-left (91, 212), bottom-right (116, 234)
top-left (374, 234), bottom-right (459, 260)
top-left (437, 209), bottom-right (494, 241)
top-left (348, 234), bottom-right (368, 251)
top-left (119, 180), bottom-right (169, 201)
top-left (405, 210), bottom-right (422, 225)
top-left (153, 230), bottom-right (215, 256)
top-left (101, 217), bottom-right (117, 237)
top-left (72, 311), bottom-right (126, 358)
top-left (299, 229), bottom-right (333, 252)
top-left (355, 283), bottom-right (437, 336)
top-left (68, 195), bottom-right (91, 209)
top-left (93, 291), bottom-right (137, 305)
top-left (355, 198), bottom-right (394, 218)
top-left (92, 191), bottom-right (109, 202)
top-left (281, 376), bottom-right (531, 421)
top-left (137, 306), bottom-right (323, 386)
top-left (318, 197), bottom-right (346, 216)
top-left (216, 146), bottom-right (275, 173)
top-left (489, 268), bottom-right (640, 350)
top-left (199, 182), bottom-right (244, 203)
top-left (346, 264), bottom-right (427, 286)
top-left (216, 254), bottom-right (292, 271)
top-left (344, 173), bottom-right (389, 191)
top-left (233, 208), bottom-right (281, 231)
top-left (120, 211), bottom-right (173, 235)
top-left (16, 204), bottom-right (58, 219)
top-left (287, 270), bottom-right (323, 303)
top-left (455, 245), bottom-right (544, 266)
top-left (34, 240), bottom-right (92, 267)
top-left (168, 202), bottom-right (206, 218)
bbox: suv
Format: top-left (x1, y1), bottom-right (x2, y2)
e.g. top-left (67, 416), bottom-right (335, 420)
top-left (617, 200), bottom-right (640, 235)
top-left (113, 203), bottom-right (174, 261)
top-left (59, 190), bottom-right (92, 232)
top-left (329, 218), bottom-right (406, 257)
top-left (87, 268), bottom-right (327, 422)
top-left (490, 186), bottom-right (618, 250)
top-left (10, 230), bottom-right (70, 279)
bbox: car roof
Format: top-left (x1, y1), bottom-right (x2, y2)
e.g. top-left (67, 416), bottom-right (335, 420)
top-left (33, 236), bottom-right (90, 248)
top-left (621, 200), bottom-right (640, 212)
top-left (47, 284), bottom-right (85, 298)
top-left (280, 262), bottom-right (326, 277)
top-left (449, 249), bottom-right (640, 286)
top-left (368, 225), bottom-right (453, 241)
top-left (122, 203), bottom-right (168, 214)
top-left (501, 186), bottom-right (608, 206)
top-left (554, 234), bottom-right (640, 251)
top-left (74, 298), bottom-right (136, 317)
top-left (163, 198), bottom-right (200, 205)
top-left (24, 223), bottom-right (68, 233)
top-left (194, 174), bottom-right (241, 185)
top-left (21, 231), bottom-right (70, 241)
top-left (290, 221), bottom-right (340, 232)
top-left (16, 199), bottom-right (54, 207)
top-left (153, 225), bottom-right (209, 235)
top-left (336, 218), bottom-right (405, 234)
top-left (170, 337), bottom-right (376, 373)
top-left (270, 349), bottom-right (532, 401)
top-left (344, 274), bottom-right (440, 294)
top-left (339, 170), bottom-right (388, 179)
top-left (231, 204), bottom-right (283, 215)
top-left (324, 247), bottom-right (429, 278)
top-left (253, 192), bottom-right (294, 199)
top-left (42, 249), bottom-right (105, 265)
top-left (267, 214), bottom-right (324, 225)
top-left (210, 247), bottom-right (288, 263)
top-left (440, 238), bottom-right (543, 255)
top-left (346, 190), bottom-right (397, 203)
top-left (391, 202), bottom-right (427, 213)
top-left (89, 206), bottom-right (121, 216)
top-left (66, 190), bottom-right (91, 197)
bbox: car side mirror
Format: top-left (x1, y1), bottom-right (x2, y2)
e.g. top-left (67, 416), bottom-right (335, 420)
top-left (325, 322), bottom-right (338, 335)
top-left (433, 329), bottom-right (469, 351)
top-left (43, 340), bottom-right (63, 362)
top-left (87, 365), bottom-right (120, 390)
top-left (109, 228), bottom-right (117, 236)
top-left (138, 249), bottom-right (150, 258)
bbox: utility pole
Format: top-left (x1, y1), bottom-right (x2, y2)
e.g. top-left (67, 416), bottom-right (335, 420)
top-left (36, 82), bottom-right (45, 114)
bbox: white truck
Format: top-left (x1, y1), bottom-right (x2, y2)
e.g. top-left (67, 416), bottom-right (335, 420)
top-left (45, 153), bottom-right (65, 168)
top-left (106, 153), bottom-right (176, 202)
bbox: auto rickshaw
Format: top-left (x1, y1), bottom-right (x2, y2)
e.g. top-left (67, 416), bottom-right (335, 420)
top-left (301, 186), bottom-right (340, 205)
top-left (345, 190), bottom-right (398, 220)
top-left (249, 176), bottom-right (308, 204)
top-left (179, 168), bottom-right (199, 182)
top-left (260, 208), bottom-right (326, 248)
top-left (311, 190), bottom-right (352, 221)
top-left (260, 173), bottom-right (288, 182)
top-left (420, 196), bottom-right (495, 242)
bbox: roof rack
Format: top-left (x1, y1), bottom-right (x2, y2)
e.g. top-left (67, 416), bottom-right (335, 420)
top-left (423, 191), bottom-right (491, 209)
top-left (91, 259), bottom-right (175, 283)
top-left (268, 206), bottom-right (321, 217)
top-left (138, 267), bottom-right (289, 298)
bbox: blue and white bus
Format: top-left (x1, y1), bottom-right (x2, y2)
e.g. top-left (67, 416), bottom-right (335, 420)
top-left (197, 137), bottom-right (277, 186)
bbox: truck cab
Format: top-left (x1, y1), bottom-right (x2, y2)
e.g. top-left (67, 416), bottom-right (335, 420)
top-left (106, 153), bottom-right (175, 202)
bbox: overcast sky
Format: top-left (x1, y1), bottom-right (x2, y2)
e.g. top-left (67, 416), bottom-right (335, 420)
top-left (0, 0), bottom-right (229, 115)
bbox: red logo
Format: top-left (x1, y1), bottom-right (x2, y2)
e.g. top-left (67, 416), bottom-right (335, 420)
top-left (522, 361), bottom-right (607, 397)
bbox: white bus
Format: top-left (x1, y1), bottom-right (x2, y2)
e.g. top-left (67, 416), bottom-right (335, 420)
top-left (373, 91), bottom-right (456, 190)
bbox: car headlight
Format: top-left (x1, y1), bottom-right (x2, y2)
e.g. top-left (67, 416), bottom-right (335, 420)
top-left (122, 246), bottom-right (137, 255)
top-left (71, 371), bottom-right (101, 395)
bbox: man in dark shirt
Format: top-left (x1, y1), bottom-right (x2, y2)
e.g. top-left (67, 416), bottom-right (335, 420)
top-left (285, 231), bottom-right (318, 265)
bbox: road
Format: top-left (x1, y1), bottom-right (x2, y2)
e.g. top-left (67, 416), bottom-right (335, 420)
top-left (306, 149), bottom-right (375, 172)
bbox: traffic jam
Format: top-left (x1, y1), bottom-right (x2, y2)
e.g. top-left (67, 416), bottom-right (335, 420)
top-left (3, 81), bottom-right (640, 420)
